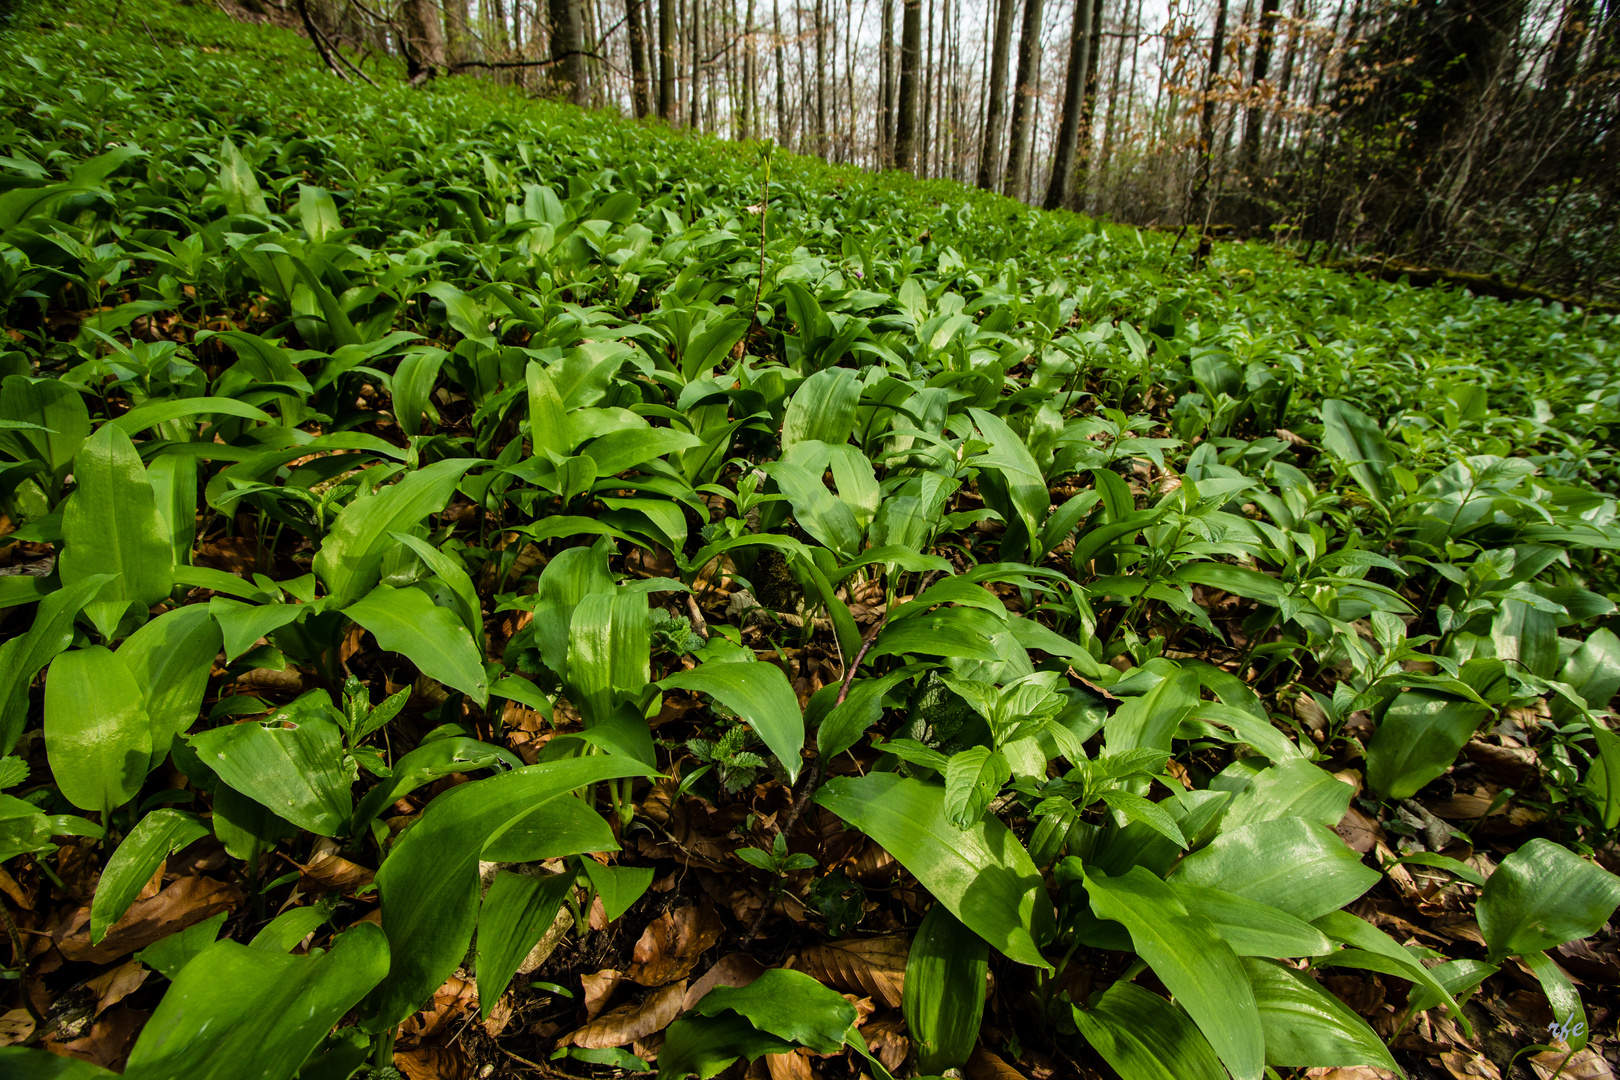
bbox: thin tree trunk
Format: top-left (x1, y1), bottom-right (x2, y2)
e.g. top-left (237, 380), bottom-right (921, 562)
top-left (1190, 0), bottom-right (1231, 229)
top-left (1267, 0), bottom-right (1304, 153)
top-left (775, 0), bottom-right (790, 142)
top-left (659, 0), bottom-right (677, 117)
top-left (1097, 0), bottom-right (1127, 184)
top-left (921, 0), bottom-right (934, 177)
top-left (894, 0), bottom-right (923, 170)
top-left (689, 0), bottom-right (701, 128)
top-left (1069, 0), bottom-right (1104, 204)
top-left (977, 0), bottom-right (1016, 188)
top-left (551, 0), bottom-right (588, 103)
top-left (1044, 0), bottom-right (1096, 208)
top-left (628, 0), bottom-right (652, 114)
top-left (400, 0), bottom-right (447, 81)
top-left (1240, 0), bottom-right (1281, 180)
top-left (744, 0), bottom-right (758, 136)
top-left (1004, 0), bottom-right (1046, 198)
top-left (444, 0), bottom-right (473, 65)
top-left (881, 0), bottom-right (895, 165)
top-left (815, 0), bottom-right (828, 154)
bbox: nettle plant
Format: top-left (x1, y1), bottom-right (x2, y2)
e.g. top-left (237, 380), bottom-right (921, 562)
top-left (1, 3), bottom-right (1619, 1079)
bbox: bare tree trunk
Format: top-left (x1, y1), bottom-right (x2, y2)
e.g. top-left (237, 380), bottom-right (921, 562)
top-left (922, 0), bottom-right (934, 177)
top-left (1044, 0), bottom-right (1096, 208)
top-left (880, 0), bottom-right (895, 165)
top-left (815, 0), bottom-right (828, 154)
top-left (444, 0), bottom-right (473, 65)
top-left (977, 0), bottom-right (1016, 188)
top-left (744, 0), bottom-right (758, 136)
top-left (551, 0), bottom-right (588, 103)
top-left (1097, 0), bottom-right (1127, 186)
top-left (627, 0), bottom-right (652, 114)
top-left (1069, 0), bottom-right (1105, 204)
top-left (401, 0), bottom-right (447, 82)
top-left (893, 0), bottom-right (923, 170)
top-left (775, 0), bottom-right (790, 142)
top-left (797, 0), bottom-right (812, 153)
top-left (659, 0), bottom-right (677, 117)
top-left (1004, 0), bottom-right (1045, 199)
top-left (689, 0), bottom-right (702, 129)
top-left (1267, 0), bottom-right (1305, 153)
top-left (1189, 0), bottom-right (1231, 230)
top-left (1240, 0), bottom-right (1278, 178)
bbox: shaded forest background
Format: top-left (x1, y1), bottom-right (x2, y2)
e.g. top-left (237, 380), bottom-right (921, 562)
top-left (220, 0), bottom-right (1618, 301)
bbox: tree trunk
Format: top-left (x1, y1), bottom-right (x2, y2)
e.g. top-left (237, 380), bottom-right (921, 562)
top-left (628, 0), bottom-right (652, 115)
top-left (893, 0), bottom-right (923, 170)
top-left (774, 0), bottom-right (790, 143)
top-left (815, 0), bottom-right (829, 155)
top-left (659, 0), bottom-right (677, 117)
top-left (1267, 0), bottom-right (1305, 153)
top-left (444, 0), bottom-right (473, 65)
top-left (401, 0), bottom-right (447, 81)
top-left (1096, 0), bottom-right (1127, 185)
top-left (1240, 0), bottom-right (1278, 176)
top-left (1190, 0), bottom-right (1231, 228)
top-left (977, 0), bottom-right (1016, 188)
top-left (1003, 0), bottom-right (1045, 199)
top-left (921, 0), bottom-right (934, 177)
top-left (744, 0), bottom-right (758, 137)
top-left (880, 0), bottom-right (895, 165)
top-left (551, 0), bottom-right (588, 103)
top-left (689, 0), bottom-right (702, 128)
top-left (1043, 0), bottom-right (1096, 208)
top-left (1068, 0), bottom-right (1104, 204)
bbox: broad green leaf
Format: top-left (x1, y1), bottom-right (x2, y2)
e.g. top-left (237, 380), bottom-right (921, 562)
top-left (361, 755), bottom-right (649, 1030)
top-left (0, 1048), bottom-right (117, 1078)
top-left (216, 136), bottom-right (269, 217)
top-left (1406, 959), bottom-right (1498, 1015)
top-left (91, 809), bottom-right (207, 943)
top-left (815, 772), bottom-right (1054, 968)
top-left (533, 540), bottom-right (615, 679)
top-left (1553, 628), bottom-right (1620, 724)
top-left (656, 1013), bottom-right (796, 1080)
top-left (109, 397), bottom-right (274, 435)
top-left (480, 793), bottom-right (620, 862)
top-left (1321, 398), bottom-right (1392, 506)
top-left (1084, 866), bottom-right (1265, 1080)
top-left (1220, 758), bottom-right (1354, 832)
top-left (1172, 817), bottom-right (1379, 921)
top-left (122, 923), bottom-right (388, 1080)
top-left (867, 607), bottom-right (1005, 662)
top-left (1106, 664), bottom-right (1201, 755)
top-left (1365, 690), bottom-right (1489, 800)
top-left (525, 360), bottom-right (573, 458)
top-left (314, 458), bottom-right (477, 605)
top-left (567, 590), bottom-right (650, 726)
top-left (781, 366), bottom-right (860, 450)
top-left (766, 459), bottom-right (862, 559)
top-left (661, 661), bottom-right (805, 782)
top-left (1476, 838), bottom-right (1620, 961)
top-left (904, 903), bottom-right (987, 1074)
top-left (581, 860), bottom-right (655, 923)
top-left (1168, 881), bottom-right (1334, 958)
top-left (350, 736), bottom-right (518, 834)
top-left (1312, 910), bottom-right (1467, 1030)
top-left (0, 373), bottom-right (90, 485)
top-left (345, 584), bottom-right (489, 705)
top-left (388, 532), bottom-right (484, 646)
top-left (1522, 948), bottom-right (1588, 1051)
top-left (0, 573), bottom-right (113, 755)
top-left (816, 668), bottom-right (915, 760)
top-left (116, 605), bottom-right (221, 768)
top-left (692, 968), bottom-right (857, 1054)
top-left (207, 598), bottom-right (308, 660)
top-left (391, 348), bottom-right (448, 437)
top-left (1098, 788), bottom-right (1187, 848)
top-left (58, 423), bottom-right (175, 634)
top-left (250, 899), bottom-right (335, 952)
top-left (189, 705), bottom-right (354, 837)
top-left (1242, 957), bottom-right (1405, 1074)
top-left (1070, 982), bottom-right (1226, 1080)
top-left (944, 746), bottom-right (1010, 828)
top-left (45, 646), bottom-right (152, 816)
top-left (476, 869), bottom-right (576, 1018)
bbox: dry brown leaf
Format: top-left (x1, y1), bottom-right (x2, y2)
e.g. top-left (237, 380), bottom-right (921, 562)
top-left (403, 975), bottom-right (478, 1041)
top-left (627, 903), bottom-right (724, 986)
top-left (395, 1045), bottom-right (473, 1080)
top-left (563, 981), bottom-right (687, 1049)
top-left (299, 851), bottom-right (375, 894)
top-left (582, 968), bottom-right (623, 1020)
top-left (793, 935), bottom-right (907, 1008)
top-left (1335, 805), bottom-right (1382, 854)
top-left (861, 1016), bottom-right (908, 1073)
top-left (766, 1049), bottom-right (815, 1080)
top-left (1304, 1070), bottom-right (1399, 1079)
top-left (967, 1045), bottom-right (1027, 1080)
top-left (1439, 1051), bottom-right (1503, 1079)
top-left (86, 961), bottom-right (148, 1016)
top-left (54, 876), bottom-right (242, 963)
top-left (684, 954), bottom-right (766, 1011)
top-left (0, 1008), bottom-right (35, 1046)
top-left (482, 995), bottom-right (515, 1039)
top-left (48, 1004), bottom-right (146, 1071)
top-left (1528, 1048), bottom-right (1614, 1080)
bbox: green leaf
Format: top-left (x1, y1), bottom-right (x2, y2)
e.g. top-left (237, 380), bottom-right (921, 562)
top-left (566, 590), bottom-right (650, 726)
top-left (58, 423), bottom-right (175, 633)
top-left (189, 705), bottom-right (354, 837)
top-left (815, 772), bottom-right (1054, 968)
top-left (691, 968), bottom-right (857, 1054)
top-left (361, 755), bottom-right (650, 1030)
top-left (816, 668), bottom-right (915, 761)
top-left (867, 607), bottom-right (1005, 663)
top-left (216, 136), bottom-right (269, 217)
top-left (345, 584), bottom-right (489, 705)
top-left (1312, 910), bottom-right (1467, 1031)
top-left (1243, 957), bottom-right (1405, 1074)
top-left (110, 397), bottom-right (274, 435)
top-left (45, 646), bottom-right (153, 816)
top-left (904, 903), bottom-right (987, 1074)
top-left (0, 1048), bottom-right (118, 1078)
top-left (1365, 691), bottom-right (1489, 800)
top-left (476, 870), bottom-right (575, 1019)
top-left (136, 911), bottom-right (227, 980)
top-left (314, 458), bottom-right (477, 606)
top-left (91, 809), bottom-right (208, 943)
top-left (1523, 948), bottom-right (1588, 1051)
top-left (781, 367), bottom-right (861, 450)
top-left (1405, 959), bottom-right (1498, 1015)
top-left (0, 373), bottom-right (90, 484)
top-left (1070, 982), bottom-right (1226, 1080)
top-left (116, 605), bottom-right (221, 768)
top-left (0, 573), bottom-right (113, 755)
top-left (656, 1013), bottom-right (796, 1080)
top-left (351, 736), bottom-right (518, 834)
top-left (1168, 882), bottom-right (1333, 958)
top-left (526, 360), bottom-right (574, 458)
top-left (1476, 838), bottom-right (1620, 961)
top-left (1172, 817), bottom-right (1379, 922)
top-left (943, 746), bottom-right (1010, 828)
top-left (581, 861), bottom-right (655, 923)
top-left (1084, 866), bottom-right (1265, 1080)
top-left (122, 924), bottom-right (388, 1080)
top-left (250, 899), bottom-right (335, 952)
top-left (661, 662), bottom-right (805, 783)
top-left (1220, 758), bottom-right (1355, 832)
top-left (1321, 398), bottom-right (1393, 506)
top-left (1098, 788), bottom-right (1187, 849)
top-left (766, 460), bottom-right (862, 559)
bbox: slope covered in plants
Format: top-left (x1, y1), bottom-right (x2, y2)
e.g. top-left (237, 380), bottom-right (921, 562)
top-left (1, 3), bottom-right (1619, 1079)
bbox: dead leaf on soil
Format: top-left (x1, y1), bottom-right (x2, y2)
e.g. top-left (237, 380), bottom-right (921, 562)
top-left (86, 961), bottom-right (148, 1016)
top-left (1528, 1048), bottom-right (1614, 1080)
top-left (0, 1009), bottom-right (35, 1046)
top-left (48, 1004), bottom-right (147, 1071)
top-left (54, 876), bottom-right (242, 964)
top-left (1304, 1070), bottom-right (1399, 1079)
top-left (1439, 1051), bottom-right (1503, 1079)
top-left (861, 1016), bottom-right (909, 1073)
top-left (765, 1048), bottom-right (815, 1080)
top-left (563, 980), bottom-right (686, 1049)
top-left (967, 1045), bottom-right (1028, 1080)
top-left (792, 935), bottom-right (907, 1008)
top-left (395, 1045), bottom-right (473, 1080)
top-left (583, 968), bottom-right (623, 1020)
top-left (684, 953), bottom-right (765, 1011)
top-left (626, 903), bottom-right (724, 986)
top-left (299, 851), bottom-right (375, 894)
